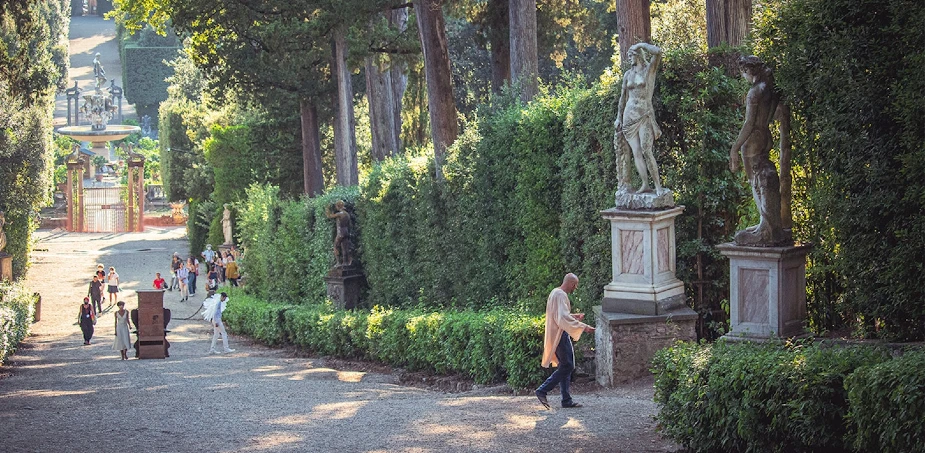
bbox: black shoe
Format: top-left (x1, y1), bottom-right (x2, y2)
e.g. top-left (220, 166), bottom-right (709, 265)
top-left (562, 401), bottom-right (583, 408)
top-left (535, 390), bottom-right (550, 410)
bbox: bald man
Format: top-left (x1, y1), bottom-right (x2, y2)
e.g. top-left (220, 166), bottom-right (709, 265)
top-left (535, 273), bottom-right (595, 409)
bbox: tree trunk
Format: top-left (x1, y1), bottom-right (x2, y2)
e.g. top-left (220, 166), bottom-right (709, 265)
top-left (333, 26), bottom-right (359, 186)
top-left (299, 98), bottom-right (325, 196)
top-left (706, 0), bottom-right (752, 48)
top-left (366, 51), bottom-right (398, 162)
top-left (777, 103), bottom-right (793, 230)
top-left (488, 0), bottom-right (511, 95)
top-left (509, 0), bottom-right (538, 102)
top-left (615, 0), bottom-right (652, 70)
top-left (390, 8), bottom-right (409, 153)
top-left (414, 0), bottom-right (458, 181)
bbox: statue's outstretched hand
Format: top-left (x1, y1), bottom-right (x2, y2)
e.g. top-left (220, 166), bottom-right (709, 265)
top-left (729, 149), bottom-right (741, 173)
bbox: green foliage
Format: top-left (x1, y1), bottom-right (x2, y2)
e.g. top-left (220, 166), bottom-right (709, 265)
top-left (1, 0), bottom-right (68, 279)
top-left (120, 42), bottom-right (179, 109)
top-left (845, 350), bottom-right (925, 453)
top-left (0, 282), bottom-right (36, 366)
top-left (652, 341), bottom-right (891, 452)
top-left (235, 183), bottom-right (356, 305)
top-left (752, 0), bottom-right (925, 340)
top-left (222, 287), bottom-right (545, 388)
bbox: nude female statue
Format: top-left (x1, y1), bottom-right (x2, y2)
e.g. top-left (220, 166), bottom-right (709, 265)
top-left (614, 42), bottom-right (663, 194)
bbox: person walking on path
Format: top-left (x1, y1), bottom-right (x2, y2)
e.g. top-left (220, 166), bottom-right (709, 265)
top-left (201, 244), bottom-right (216, 264)
top-left (208, 292), bottom-right (234, 354)
top-left (106, 266), bottom-right (120, 307)
top-left (77, 297), bottom-right (97, 345)
top-left (96, 263), bottom-right (106, 281)
top-left (88, 275), bottom-right (104, 314)
top-left (535, 273), bottom-right (595, 409)
top-left (176, 262), bottom-right (190, 302)
top-left (112, 301), bottom-right (133, 360)
top-left (187, 257), bottom-right (199, 296)
top-left (224, 255), bottom-right (239, 287)
top-left (169, 253), bottom-right (181, 291)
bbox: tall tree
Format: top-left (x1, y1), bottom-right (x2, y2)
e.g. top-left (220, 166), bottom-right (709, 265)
top-left (414, 0), bottom-right (458, 180)
top-left (705, 0), bottom-right (752, 48)
top-left (509, 0), bottom-right (538, 102)
top-left (364, 7), bottom-right (413, 162)
top-left (615, 0), bottom-right (652, 68)
top-left (333, 26), bottom-right (359, 186)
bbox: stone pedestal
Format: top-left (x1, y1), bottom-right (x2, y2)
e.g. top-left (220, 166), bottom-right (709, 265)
top-left (717, 243), bottom-right (811, 339)
top-left (601, 206), bottom-right (687, 315)
top-left (0, 253), bottom-right (12, 281)
top-left (324, 265), bottom-right (365, 310)
top-left (595, 306), bottom-right (697, 386)
top-left (135, 290), bottom-right (168, 359)
top-left (596, 206), bottom-right (698, 387)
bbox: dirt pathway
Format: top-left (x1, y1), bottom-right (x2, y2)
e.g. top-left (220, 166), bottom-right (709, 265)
top-left (0, 228), bottom-right (678, 452)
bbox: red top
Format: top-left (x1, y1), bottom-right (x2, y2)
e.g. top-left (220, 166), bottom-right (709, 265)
top-left (153, 278), bottom-right (166, 289)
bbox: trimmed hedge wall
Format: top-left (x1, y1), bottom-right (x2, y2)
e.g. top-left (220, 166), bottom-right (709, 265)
top-left (652, 341), bottom-right (925, 453)
top-left (0, 283), bottom-right (36, 366)
top-left (220, 289), bottom-right (547, 389)
top-left (121, 43), bottom-right (178, 109)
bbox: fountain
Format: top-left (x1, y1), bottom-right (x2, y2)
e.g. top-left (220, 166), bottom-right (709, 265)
top-left (56, 53), bottom-right (143, 233)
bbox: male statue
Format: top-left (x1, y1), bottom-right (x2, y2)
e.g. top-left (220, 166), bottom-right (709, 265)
top-left (729, 56), bottom-right (790, 246)
top-left (325, 200), bottom-right (353, 267)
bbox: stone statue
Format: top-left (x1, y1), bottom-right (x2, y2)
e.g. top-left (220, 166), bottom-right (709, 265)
top-left (92, 53), bottom-right (106, 88)
top-left (222, 204), bottom-right (233, 245)
top-left (729, 56), bottom-right (791, 246)
top-left (121, 143), bottom-right (145, 163)
top-left (325, 200), bottom-right (354, 267)
top-left (141, 115), bottom-right (152, 137)
top-left (615, 42), bottom-right (663, 194)
top-left (0, 211), bottom-right (7, 254)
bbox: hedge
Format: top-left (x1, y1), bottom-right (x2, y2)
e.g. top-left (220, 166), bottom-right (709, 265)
top-left (0, 283), bottom-right (36, 366)
top-left (220, 289), bottom-right (547, 389)
top-left (121, 42), bottom-right (178, 109)
top-left (651, 340), bottom-right (925, 453)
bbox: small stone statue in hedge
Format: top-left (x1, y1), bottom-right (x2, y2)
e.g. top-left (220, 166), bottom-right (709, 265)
top-left (0, 210), bottom-right (7, 254)
top-left (325, 200), bottom-right (354, 267)
top-left (222, 204), bottom-right (233, 245)
top-left (729, 56), bottom-right (791, 246)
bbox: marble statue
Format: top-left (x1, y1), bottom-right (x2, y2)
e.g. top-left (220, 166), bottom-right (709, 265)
top-left (92, 52), bottom-right (106, 88)
top-left (325, 200), bottom-right (354, 267)
top-left (222, 204), bottom-right (233, 245)
top-left (0, 211), bottom-right (7, 254)
top-left (614, 42), bottom-right (673, 209)
top-left (729, 56), bottom-right (790, 246)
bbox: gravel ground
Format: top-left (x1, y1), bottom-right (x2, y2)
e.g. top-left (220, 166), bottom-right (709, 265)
top-left (0, 227), bottom-right (681, 452)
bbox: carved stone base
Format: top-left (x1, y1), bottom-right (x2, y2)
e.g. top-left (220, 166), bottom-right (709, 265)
top-left (325, 265), bottom-right (365, 310)
top-left (594, 306), bottom-right (697, 386)
top-left (717, 242), bottom-right (811, 339)
top-left (614, 188), bottom-right (675, 210)
top-left (601, 206), bottom-right (686, 315)
top-left (0, 253), bottom-right (11, 282)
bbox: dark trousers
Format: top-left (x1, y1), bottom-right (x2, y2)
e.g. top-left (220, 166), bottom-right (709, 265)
top-left (189, 273), bottom-right (197, 294)
top-left (536, 331), bottom-right (575, 406)
top-left (80, 318), bottom-right (94, 342)
top-left (91, 294), bottom-right (102, 314)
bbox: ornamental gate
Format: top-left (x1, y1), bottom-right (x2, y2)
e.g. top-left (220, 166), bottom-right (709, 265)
top-left (83, 187), bottom-right (127, 233)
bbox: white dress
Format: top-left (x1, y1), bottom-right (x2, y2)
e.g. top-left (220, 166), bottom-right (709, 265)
top-left (113, 310), bottom-right (132, 351)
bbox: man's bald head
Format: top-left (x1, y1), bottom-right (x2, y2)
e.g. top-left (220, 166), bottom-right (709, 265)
top-left (561, 273), bottom-right (579, 293)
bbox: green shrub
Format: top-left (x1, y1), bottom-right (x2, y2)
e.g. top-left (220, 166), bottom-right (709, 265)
top-left (222, 290), bottom-right (546, 388)
top-left (652, 341), bottom-right (890, 453)
top-left (121, 42), bottom-right (179, 109)
top-left (0, 283), bottom-right (36, 366)
top-left (846, 349), bottom-right (925, 453)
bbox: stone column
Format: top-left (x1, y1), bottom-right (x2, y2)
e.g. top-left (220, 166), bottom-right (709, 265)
top-left (324, 266), bottom-right (365, 310)
top-left (127, 158), bottom-right (145, 232)
top-left (66, 159), bottom-right (86, 232)
top-left (596, 206), bottom-right (697, 387)
top-left (717, 243), bottom-right (811, 339)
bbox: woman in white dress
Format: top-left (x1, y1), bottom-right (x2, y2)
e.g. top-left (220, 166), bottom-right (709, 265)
top-left (112, 301), bottom-right (133, 360)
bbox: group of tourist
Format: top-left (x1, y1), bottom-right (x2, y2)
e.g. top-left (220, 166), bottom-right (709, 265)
top-left (78, 264), bottom-right (132, 359)
top-left (165, 245), bottom-right (239, 302)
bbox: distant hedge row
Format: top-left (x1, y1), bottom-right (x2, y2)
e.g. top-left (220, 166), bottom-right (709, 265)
top-left (120, 43), bottom-right (178, 109)
top-left (652, 341), bottom-right (925, 453)
top-left (220, 289), bottom-right (548, 389)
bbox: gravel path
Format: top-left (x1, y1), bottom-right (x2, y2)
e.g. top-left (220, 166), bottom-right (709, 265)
top-left (0, 228), bottom-right (680, 452)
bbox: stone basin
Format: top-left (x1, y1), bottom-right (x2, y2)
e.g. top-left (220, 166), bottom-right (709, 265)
top-left (56, 125), bottom-right (141, 142)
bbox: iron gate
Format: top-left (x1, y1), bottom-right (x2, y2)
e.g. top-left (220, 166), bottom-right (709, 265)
top-left (83, 187), bottom-right (127, 233)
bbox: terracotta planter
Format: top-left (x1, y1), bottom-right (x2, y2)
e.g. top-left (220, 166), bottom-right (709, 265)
top-left (95, 174), bottom-right (104, 182)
